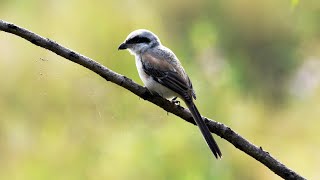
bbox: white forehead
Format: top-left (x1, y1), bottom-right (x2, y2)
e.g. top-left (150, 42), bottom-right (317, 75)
top-left (126, 29), bottom-right (159, 40)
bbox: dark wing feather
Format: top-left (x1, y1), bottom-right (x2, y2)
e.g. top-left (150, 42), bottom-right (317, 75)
top-left (141, 53), bottom-right (191, 98)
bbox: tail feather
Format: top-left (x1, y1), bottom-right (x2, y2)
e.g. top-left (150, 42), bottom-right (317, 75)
top-left (186, 101), bottom-right (222, 159)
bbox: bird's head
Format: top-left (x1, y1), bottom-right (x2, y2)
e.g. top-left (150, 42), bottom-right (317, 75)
top-left (118, 29), bottom-right (161, 55)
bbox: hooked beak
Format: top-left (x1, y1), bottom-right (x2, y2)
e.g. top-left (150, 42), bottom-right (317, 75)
top-left (118, 42), bottom-right (127, 50)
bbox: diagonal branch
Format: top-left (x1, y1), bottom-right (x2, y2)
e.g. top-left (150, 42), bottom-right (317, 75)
top-left (0, 20), bottom-right (305, 180)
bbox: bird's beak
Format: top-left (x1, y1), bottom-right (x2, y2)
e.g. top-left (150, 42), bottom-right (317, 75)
top-left (118, 42), bottom-right (127, 50)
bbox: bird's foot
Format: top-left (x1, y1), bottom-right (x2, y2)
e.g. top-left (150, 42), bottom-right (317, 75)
top-left (171, 97), bottom-right (180, 106)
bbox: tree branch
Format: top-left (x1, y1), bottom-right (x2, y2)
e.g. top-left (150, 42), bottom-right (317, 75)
top-left (0, 20), bottom-right (305, 180)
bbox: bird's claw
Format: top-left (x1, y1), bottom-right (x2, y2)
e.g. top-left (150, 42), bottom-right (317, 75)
top-left (171, 97), bottom-right (180, 106)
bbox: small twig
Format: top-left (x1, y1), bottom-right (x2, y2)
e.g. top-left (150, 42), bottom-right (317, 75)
top-left (0, 20), bottom-right (306, 180)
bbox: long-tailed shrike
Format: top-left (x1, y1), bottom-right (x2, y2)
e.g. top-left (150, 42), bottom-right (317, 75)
top-left (118, 29), bottom-right (222, 159)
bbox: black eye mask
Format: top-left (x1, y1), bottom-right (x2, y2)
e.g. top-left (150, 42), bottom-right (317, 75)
top-left (126, 36), bottom-right (151, 44)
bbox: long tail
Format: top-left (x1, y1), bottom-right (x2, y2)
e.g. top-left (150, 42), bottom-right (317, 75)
top-left (185, 101), bottom-right (222, 159)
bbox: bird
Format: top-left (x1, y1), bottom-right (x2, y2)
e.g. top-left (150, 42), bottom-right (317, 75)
top-left (118, 29), bottom-right (222, 159)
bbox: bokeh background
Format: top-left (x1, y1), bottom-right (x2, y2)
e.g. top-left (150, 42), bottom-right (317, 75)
top-left (0, 0), bottom-right (319, 179)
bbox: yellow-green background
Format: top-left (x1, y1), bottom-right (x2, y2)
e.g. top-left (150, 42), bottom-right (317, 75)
top-left (0, 0), bottom-right (319, 179)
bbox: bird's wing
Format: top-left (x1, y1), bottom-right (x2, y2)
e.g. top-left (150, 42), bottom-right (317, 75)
top-left (141, 52), bottom-right (193, 99)
top-left (141, 50), bottom-right (221, 159)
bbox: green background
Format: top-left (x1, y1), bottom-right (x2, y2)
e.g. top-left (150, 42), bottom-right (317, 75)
top-left (0, 0), bottom-right (319, 179)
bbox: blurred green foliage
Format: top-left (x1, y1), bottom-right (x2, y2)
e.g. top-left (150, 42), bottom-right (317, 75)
top-left (1, 0), bottom-right (320, 179)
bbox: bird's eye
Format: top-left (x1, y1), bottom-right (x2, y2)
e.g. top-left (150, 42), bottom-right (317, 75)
top-left (127, 36), bottom-right (151, 44)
